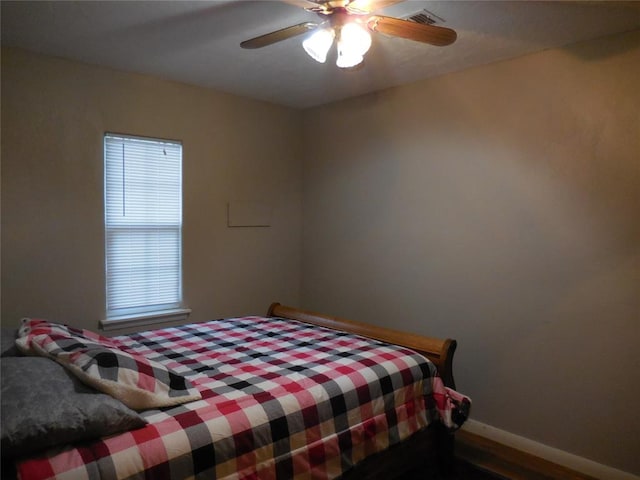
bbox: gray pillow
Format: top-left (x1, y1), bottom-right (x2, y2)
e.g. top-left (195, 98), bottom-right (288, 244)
top-left (0, 356), bottom-right (147, 458)
top-left (0, 328), bottom-right (19, 357)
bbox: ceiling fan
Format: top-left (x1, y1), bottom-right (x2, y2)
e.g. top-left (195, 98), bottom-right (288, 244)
top-left (240, 0), bottom-right (457, 69)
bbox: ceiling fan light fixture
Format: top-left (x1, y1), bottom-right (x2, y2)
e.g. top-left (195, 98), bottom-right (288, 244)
top-left (336, 51), bottom-right (364, 69)
top-left (336, 22), bottom-right (371, 68)
top-left (302, 27), bottom-right (335, 63)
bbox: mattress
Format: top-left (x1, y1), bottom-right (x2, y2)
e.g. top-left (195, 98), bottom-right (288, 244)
top-left (14, 316), bottom-right (466, 479)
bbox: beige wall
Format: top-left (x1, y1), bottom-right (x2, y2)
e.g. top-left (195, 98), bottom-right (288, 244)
top-left (301, 30), bottom-right (640, 474)
top-left (1, 47), bottom-right (302, 330)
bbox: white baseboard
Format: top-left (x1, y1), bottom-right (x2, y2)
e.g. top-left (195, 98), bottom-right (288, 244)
top-left (461, 420), bottom-right (639, 480)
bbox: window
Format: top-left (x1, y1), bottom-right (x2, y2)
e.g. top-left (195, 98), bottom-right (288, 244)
top-left (103, 134), bottom-right (188, 329)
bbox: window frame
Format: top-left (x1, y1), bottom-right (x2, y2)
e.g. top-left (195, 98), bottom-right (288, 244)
top-left (101, 133), bottom-right (190, 331)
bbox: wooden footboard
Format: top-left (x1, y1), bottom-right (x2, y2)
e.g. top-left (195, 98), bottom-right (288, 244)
top-left (267, 303), bottom-right (457, 389)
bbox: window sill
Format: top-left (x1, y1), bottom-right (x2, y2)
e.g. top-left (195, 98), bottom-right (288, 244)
top-left (100, 308), bottom-right (192, 332)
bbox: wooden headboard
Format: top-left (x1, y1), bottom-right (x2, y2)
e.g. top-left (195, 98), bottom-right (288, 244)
top-left (267, 303), bottom-right (457, 389)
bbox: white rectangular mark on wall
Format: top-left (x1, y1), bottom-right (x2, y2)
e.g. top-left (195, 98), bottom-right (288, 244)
top-left (227, 201), bottom-right (272, 227)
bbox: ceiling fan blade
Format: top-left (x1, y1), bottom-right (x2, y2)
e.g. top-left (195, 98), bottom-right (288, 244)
top-left (280, 0), bottom-right (325, 9)
top-left (367, 15), bottom-right (457, 46)
top-left (347, 0), bottom-right (404, 14)
top-left (241, 22), bottom-right (318, 49)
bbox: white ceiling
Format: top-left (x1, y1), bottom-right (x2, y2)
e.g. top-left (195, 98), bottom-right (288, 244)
top-left (2, 1), bottom-right (639, 109)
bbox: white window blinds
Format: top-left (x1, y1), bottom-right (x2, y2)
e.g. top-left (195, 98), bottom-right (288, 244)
top-left (104, 134), bottom-right (183, 317)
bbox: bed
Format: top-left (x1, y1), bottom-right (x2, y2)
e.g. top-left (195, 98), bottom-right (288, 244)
top-left (0, 303), bottom-right (470, 479)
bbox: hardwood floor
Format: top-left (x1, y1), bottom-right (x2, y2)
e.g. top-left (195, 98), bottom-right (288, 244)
top-left (454, 430), bottom-right (599, 480)
top-left (451, 459), bottom-right (510, 479)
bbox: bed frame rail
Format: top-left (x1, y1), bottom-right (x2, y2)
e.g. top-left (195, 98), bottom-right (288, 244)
top-left (268, 303), bottom-right (457, 389)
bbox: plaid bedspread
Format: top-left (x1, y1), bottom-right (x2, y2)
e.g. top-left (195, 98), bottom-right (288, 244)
top-left (16, 316), bottom-right (468, 480)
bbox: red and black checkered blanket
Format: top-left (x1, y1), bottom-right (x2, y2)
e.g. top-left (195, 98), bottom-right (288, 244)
top-left (16, 316), bottom-right (469, 479)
